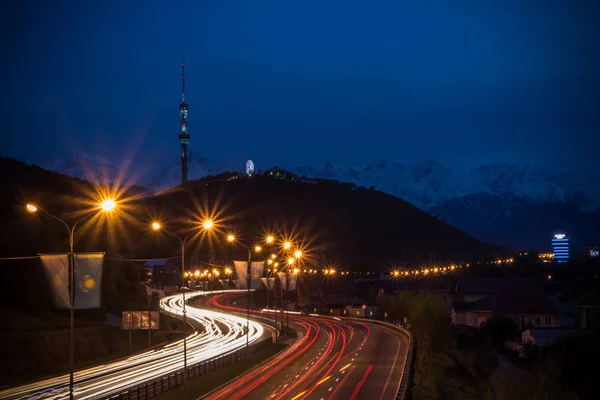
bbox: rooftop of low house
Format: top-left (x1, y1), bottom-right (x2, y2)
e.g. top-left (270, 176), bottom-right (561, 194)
top-left (456, 277), bottom-right (540, 296)
top-left (452, 292), bottom-right (558, 316)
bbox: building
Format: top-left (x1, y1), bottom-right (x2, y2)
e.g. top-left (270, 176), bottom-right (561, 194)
top-left (551, 233), bottom-right (570, 263)
top-left (451, 278), bottom-right (578, 330)
top-left (585, 245), bottom-right (599, 258)
top-left (451, 292), bottom-right (566, 330)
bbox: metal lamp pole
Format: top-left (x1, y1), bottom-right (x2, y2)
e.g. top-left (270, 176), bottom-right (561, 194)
top-left (246, 247), bottom-right (252, 350)
top-left (30, 207), bottom-right (101, 400)
top-left (159, 229), bottom-right (197, 387)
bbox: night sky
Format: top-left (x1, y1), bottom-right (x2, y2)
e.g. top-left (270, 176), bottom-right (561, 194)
top-left (1, 0), bottom-right (599, 174)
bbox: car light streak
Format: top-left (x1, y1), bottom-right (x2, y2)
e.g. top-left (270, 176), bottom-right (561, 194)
top-left (0, 290), bottom-right (263, 400)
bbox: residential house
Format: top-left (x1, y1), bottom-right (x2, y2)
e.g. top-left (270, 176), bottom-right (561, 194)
top-left (452, 292), bottom-right (567, 330)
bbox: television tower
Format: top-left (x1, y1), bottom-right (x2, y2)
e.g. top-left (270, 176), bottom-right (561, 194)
top-left (178, 56), bottom-right (190, 184)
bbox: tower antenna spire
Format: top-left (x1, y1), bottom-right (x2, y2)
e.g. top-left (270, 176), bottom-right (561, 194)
top-left (178, 56), bottom-right (190, 185)
top-left (181, 55), bottom-right (186, 103)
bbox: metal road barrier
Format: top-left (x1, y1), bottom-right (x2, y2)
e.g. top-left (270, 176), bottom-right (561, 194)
top-left (103, 338), bottom-right (272, 400)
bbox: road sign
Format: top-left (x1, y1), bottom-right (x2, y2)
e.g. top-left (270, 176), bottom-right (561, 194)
top-left (362, 305), bottom-right (366, 309)
top-left (122, 311), bottom-right (160, 330)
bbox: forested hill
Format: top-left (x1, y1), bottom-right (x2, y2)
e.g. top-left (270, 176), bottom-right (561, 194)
top-left (0, 158), bottom-right (504, 267)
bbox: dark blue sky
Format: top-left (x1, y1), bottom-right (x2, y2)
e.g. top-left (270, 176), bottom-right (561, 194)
top-left (1, 0), bottom-right (599, 173)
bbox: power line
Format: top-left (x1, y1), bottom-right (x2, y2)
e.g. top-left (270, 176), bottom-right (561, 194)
top-left (0, 255), bottom-right (40, 261)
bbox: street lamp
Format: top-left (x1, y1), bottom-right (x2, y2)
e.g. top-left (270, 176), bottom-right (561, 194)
top-left (151, 219), bottom-right (213, 386)
top-left (226, 234), bottom-right (275, 349)
top-left (26, 200), bottom-right (116, 400)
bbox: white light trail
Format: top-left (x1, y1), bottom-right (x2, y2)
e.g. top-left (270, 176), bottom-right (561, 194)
top-left (0, 290), bottom-right (264, 400)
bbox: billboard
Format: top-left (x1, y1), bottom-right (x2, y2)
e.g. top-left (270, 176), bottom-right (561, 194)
top-left (122, 311), bottom-right (160, 330)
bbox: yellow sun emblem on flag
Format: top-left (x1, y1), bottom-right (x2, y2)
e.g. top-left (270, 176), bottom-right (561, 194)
top-left (79, 275), bottom-right (96, 292)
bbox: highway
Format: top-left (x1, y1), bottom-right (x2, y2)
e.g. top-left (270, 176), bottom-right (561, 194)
top-left (206, 294), bottom-right (409, 400)
top-left (0, 290), bottom-right (264, 400)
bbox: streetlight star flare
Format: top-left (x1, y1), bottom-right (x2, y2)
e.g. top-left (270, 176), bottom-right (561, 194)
top-left (203, 220), bottom-right (214, 230)
top-left (152, 222), bottom-right (161, 231)
top-left (26, 204), bottom-right (37, 213)
top-left (100, 199), bottom-right (116, 211)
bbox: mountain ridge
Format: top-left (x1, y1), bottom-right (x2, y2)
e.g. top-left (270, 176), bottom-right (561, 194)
top-left (37, 153), bottom-right (600, 250)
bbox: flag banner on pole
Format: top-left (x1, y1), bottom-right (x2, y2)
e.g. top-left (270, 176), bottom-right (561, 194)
top-left (251, 261), bottom-right (264, 289)
top-left (39, 253), bottom-right (70, 309)
top-left (277, 272), bottom-right (286, 288)
top-left (74, 253), bottom-right (104, 309)
top-left (261, 277), bottom-right (275, 291)
top-left (235, 279), bottom-right (247, 289)
top-left (288, 273), bottom-right (297, 291)
top-left (233, 261), bottom-right (247, 281)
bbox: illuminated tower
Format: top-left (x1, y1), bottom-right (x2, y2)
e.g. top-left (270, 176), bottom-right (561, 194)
top-left (551, 233), bottom-right (570, 263)
top-left (178, 56), bottom-right (190, 184)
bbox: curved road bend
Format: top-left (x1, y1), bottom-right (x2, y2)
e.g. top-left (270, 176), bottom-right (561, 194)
top-left (0, 290), bottom-right (265, 400)
top-left (206, 294), bottom-right (409, 400)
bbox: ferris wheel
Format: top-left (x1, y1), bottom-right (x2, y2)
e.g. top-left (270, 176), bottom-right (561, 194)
top-left (246, 160), bottom-right (255, 176)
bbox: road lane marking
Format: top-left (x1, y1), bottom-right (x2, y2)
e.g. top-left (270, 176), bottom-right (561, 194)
top-left (379, 333), bottom-right (402, 400)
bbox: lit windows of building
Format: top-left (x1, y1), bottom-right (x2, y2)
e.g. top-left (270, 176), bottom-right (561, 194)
top-left (551, 233), bottom-right (570, 264)
top-left (585, 246), bottom-right (599, 258)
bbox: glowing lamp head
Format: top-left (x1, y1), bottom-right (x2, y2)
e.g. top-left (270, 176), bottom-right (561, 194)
top-left (225, 268), bottom-right (232, 275)
top-left (288, 257), bottom-right (295, 265)
top-left (100, 199), bottom-right (116, 211)
top-left (194, 270), bottom-right (200, 277)
top-left (203, 220), bottom-right (214, 230)
top-left (255, 245), bottom-right (262, 252)
top-left (283, 242), bottom-right (291, 250)
top-left (152, 222), bottom-right (161, 231)
top-left (294, 250), bottom-right (302, 258)
top-left (293, 268), bottom-right (299, 274)
top-left (26, 204), bottom-right (38, 213)
top-left (267, 259), bottom-right (273, 265)
top-left (271, 254), bottom-right (276, 259)
top-left (266, 236), bottom-right (274, 244)
top-left (393, 271), bottom-right (399, 277)
top-left (227, 234), bottom-right (235, 242)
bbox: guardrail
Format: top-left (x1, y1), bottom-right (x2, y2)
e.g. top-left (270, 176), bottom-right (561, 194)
top-left (103, 337), bottom-right (272, 400)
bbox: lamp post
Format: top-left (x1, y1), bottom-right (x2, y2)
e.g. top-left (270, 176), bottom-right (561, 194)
top-left (227, 234), bottom-right (274, 349)
top-left (151, 219), bottom-right (213, 387)
top-left (26, 199), bottom-right (116, 400)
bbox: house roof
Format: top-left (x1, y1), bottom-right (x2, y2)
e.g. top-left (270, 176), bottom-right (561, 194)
top-left (453, 293), bottom-right (558, 316)
top-left (456, 278), bottom-right (538, 296)
top-left (493, 293), bottom-right (557, 315)
top-left (453, 297), bottom-right (493, 313)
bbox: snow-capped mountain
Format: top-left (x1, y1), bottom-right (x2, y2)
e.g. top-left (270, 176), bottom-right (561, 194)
top-left (295, 160), bottom-right (600, 250)
top-left (295, 160), bottom-right (600, 212)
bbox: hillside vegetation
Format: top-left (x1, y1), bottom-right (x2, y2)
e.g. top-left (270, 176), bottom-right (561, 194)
top-left (0, 158), bottom-right (502, 267)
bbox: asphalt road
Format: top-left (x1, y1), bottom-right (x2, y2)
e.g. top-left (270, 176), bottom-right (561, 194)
top-left (206, 295), bottom-right (409, 400)
top-left (0, 290), bottom-right (264, 400)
